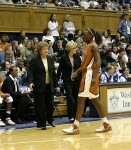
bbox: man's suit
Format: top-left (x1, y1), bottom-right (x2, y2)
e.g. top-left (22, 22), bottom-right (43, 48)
top-left (28, 54), bottom-right (58, 127)
top-left (1, 76), bottom-right (32, 120)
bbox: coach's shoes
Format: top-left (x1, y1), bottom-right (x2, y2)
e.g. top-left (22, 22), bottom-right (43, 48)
top-left (96, 122), bottom-right (112, 132)
top-left (63, 124), bottom-right (79, 134)
top-left (0, 120), bottom-right (6, 127)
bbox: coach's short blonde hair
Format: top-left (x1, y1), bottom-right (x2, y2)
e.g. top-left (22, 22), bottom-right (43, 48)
top-left (37, 41), bottom-right (49, 53)
top-left (66, 40), bottom-right (77, 52)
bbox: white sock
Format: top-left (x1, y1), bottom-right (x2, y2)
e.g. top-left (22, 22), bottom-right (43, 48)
top-left (74, 119), bottom-right (79, 127)
top-left (101, 117), bottom-right (109, 123)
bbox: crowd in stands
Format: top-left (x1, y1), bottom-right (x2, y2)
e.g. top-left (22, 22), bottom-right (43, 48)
top-left (0, 12), bottom-right (131, 127)
top-left (0, 0), bottom-right (130, 11)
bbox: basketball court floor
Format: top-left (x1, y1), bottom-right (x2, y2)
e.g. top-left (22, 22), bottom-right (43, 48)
top-left (0, 116), bottom-right (131, 150)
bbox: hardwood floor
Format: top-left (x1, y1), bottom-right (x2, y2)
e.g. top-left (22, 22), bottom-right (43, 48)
top-left (0, 117), bottom-right (131, 150)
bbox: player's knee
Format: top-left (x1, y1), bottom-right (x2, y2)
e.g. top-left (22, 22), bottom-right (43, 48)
top-left (6, 96), bottom-right (13, 103)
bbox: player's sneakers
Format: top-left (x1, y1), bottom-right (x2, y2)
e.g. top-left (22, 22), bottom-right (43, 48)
top-left (96, 122), bottom-right (112, 132)
top-left (63, 124), bottom-right (79, 135)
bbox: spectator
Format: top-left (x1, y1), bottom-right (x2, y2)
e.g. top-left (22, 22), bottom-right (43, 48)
top-left (119, 67), bottom-right (130, 82)
top-left (0, 34), bottom-right (10, 52)
top-left (12, 40), bottom-right (22, 61)
top-left (43, 0), bottom-right (56, 7)
top-left (100, 64), bottom-right (114, 83)
top-left (63, 14), bottom-right (75, 37)
top-left (53, 39), bottom-right (65, 62)
top-left (48, 14), bottom-right (60, 39)
top-left (118, 13), bottom-right (131, 44)
top-left (17, 31), bottom-right (27, 44)
top-left (42, 28), bottom-right (55, 44)
top-left (0, 76), bottom-right (15, 127)
top-left (0, 61), bottom-right (11, 81)
top-left (1, 66), bottom-right (32, 124)
top-left (127, 56), bottom-right (131, 73)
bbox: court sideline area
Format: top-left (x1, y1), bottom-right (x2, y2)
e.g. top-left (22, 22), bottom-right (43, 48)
top-left (0, 115), bottom-right (131, 150)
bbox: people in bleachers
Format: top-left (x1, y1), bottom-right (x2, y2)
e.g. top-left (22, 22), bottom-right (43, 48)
top-left (117, 4), bottom-right (123, 11)
top-left (111, 33), bottom-right (121, 47)
top-left (48, 14), bottom-right (60, 39)
top-left (125, 44), bottom-right (131, 56)
top-left (79, 0), bottom-right (89, 9)
top-left (57, 41), bottom-right (81, 122)
top-left (24, 40), bottom-right (34, 61)
top-left (0, 48), bottom-right (5, 66)
top-left (0, 0), bottom-right (13, 4)
top-left (119, 67), bottom-right (130, 82)
top-left (53, 39), bottom-right (65, 62)
top-left (100, 64), bottom-right (114, 83)
top-left (111, 45), bottom-right (119, 61)
top-left (0, 76), bottom-right (15, 127)
top-left (88, 1), bottom-right (96, 9)
top-left (4, 46), bottom-right (15, 64)
top-left (19, 36), bottom-right (28, 48)
top-left (17, 60), bottom-right (27, 85)
top-left (46, 40), bottom-right (58, 58)
top-left (67, 33), bottom-right (75, 42)
top-left (117, 48), bottom-right (128, 72)
top-left (117, 41), bottom-right (126, 50)
top-left (118, 13), bottom-right (131, 44)
top-left (17, 31), bottom-right (27, 44)
top-left (12, 40), bottom-right (22, 61)
top-left (42, 28), bottom-right (55, 44)
top-left (19, 37), bottom-right (28, 60)
top-left (101, 2), bottom-right (108, 10)
top-left (74, 29), bottom-right (82, 41)
top-left (100, 45), bottom-right (116, 70)
top-left (120, 36), bottom-right (128, 48)
top-left (0, 34), bottom-right (10, 52)
top-left (28, 41), bottom-right (60, 130)
top-left (124, 3), bottom-right (131, 12)
top-left (106, 0), bottom-right (115, 10)
top-left (1, 66), bottom-right (32, 124)
top-left (63, 14), bottom-right (75, 37)
top-left (43, 0), bottom-right (56, 7)
top-left (88, 0), bottom-right (99, 8)
top-left (102, 30), bottom-right (112, 46)
top-left (0, 61), bottom-right (11, 81)
top-left (32, 37), bottom-right (39, 47)
top-left (56, 30), bottom-right (68, 49)
top-left (127, 56), bottom-right (131, 73)
top-left (75, 37), bottom-right (85, 56)
top-left (112, 62), bottom-right (121, 82)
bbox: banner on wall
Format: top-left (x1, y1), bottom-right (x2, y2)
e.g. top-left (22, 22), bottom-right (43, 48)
top-left (107, 88), bottom-right (131, 113)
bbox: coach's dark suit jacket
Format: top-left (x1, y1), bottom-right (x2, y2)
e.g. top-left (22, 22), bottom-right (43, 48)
top-left (57, 53), bottom-right (81, 81)
top-left (28, 54), bottom-right (58, 93)
top-left (28, 54), bottom-right (58, 127)
top-left (57, 53), bottom-right (82, 119)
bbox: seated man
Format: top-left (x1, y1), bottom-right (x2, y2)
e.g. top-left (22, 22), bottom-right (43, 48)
top-left (0, 93), bottom-right (15, 127)
top-left (0, 76), bottom-right (15, 127)
top-left (1, 66), bottom-right (32, 124)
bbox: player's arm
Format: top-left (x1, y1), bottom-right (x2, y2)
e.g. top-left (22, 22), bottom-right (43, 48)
top-left (91, 44), bottom-right (101, 83)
